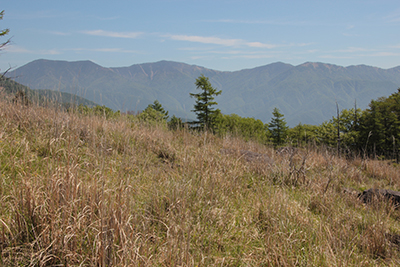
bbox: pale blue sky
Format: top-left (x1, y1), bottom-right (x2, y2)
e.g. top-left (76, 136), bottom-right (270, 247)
top-left (1, 0), bottom-right (400, 72)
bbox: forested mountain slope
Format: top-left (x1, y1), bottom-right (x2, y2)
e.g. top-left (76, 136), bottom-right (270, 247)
top-left (0, 75), bottom-right (97, 107)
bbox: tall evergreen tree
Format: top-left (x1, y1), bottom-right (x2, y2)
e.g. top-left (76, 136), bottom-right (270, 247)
top-left (269, 107), bottom-right (289, 146)
top-left (190, 75), bottom-right (222, 130)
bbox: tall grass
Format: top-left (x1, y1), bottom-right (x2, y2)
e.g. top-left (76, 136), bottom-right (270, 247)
top-left (1, 94), bottom-right (400, 266)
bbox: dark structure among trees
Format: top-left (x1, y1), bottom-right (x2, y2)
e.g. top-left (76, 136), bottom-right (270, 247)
top-left (13, 90), bottom-right (30, 106)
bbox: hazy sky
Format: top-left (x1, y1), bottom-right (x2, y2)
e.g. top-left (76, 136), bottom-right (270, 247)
top-left (1, 0), bottom-right (400, 72)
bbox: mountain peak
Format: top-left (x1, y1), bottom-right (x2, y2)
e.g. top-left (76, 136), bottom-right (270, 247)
top-left (28, 59), bottom-right (97, 65)
top-left (299, 62), bottom-right (342, 69)
top-left (128, 60), bottom-right (214, 73)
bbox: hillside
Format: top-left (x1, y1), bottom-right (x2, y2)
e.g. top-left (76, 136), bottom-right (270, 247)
top-left (1, 94), bottom-right (400, 265)
top-left (0, 75), bottom-right (97, 107)
top-left (8, 59), bottom-right (400, 126)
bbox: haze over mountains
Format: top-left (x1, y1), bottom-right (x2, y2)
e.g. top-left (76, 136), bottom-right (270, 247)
top-left (8, 59), bottom-right (400, 126)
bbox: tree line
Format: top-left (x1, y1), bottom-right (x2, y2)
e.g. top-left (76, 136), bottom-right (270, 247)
top-left (134, 75), bottom-right (400, 161)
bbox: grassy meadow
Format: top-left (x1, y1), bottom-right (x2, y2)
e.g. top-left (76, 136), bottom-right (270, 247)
top-left (1, 93), bottom-right (400, 266)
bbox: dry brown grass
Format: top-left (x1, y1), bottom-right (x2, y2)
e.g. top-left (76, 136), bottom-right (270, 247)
top-left (1, 94), bottom-right (400, 266)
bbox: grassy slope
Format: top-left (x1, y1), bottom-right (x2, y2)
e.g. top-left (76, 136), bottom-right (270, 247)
top-left (1, 93), bottom-right (400, 266)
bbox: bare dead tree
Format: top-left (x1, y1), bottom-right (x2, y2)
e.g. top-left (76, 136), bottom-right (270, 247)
top-left (336, 101), bottom-right (340, 157)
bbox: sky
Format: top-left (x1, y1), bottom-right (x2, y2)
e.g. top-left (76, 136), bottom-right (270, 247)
top-left (1, 0), bottom-right (400, 72)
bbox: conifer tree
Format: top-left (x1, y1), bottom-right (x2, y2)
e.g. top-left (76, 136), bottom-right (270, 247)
top-left (139, 100), bottom-right (169, 123)
top-left (269, 107), bottom-right (289, 146)
top-left (147, 100), bottom-right (169, 120)
top-left (190, 75), bottom-right (222, 130)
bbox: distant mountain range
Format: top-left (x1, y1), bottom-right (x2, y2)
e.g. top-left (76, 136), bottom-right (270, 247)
top-left (7, 59), bottom-right (400, 126)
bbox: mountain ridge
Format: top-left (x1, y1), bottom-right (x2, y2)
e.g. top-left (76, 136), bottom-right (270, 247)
top-left (7, 59), bottom-right (400, 126)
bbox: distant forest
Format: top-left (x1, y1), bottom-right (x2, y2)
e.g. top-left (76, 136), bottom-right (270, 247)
top-left (216, 88), bottom-right (400, 161)
top-left (80, 86), bottom-right (400, 162)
